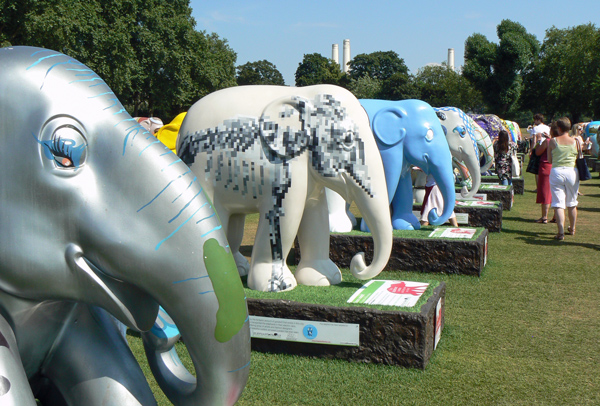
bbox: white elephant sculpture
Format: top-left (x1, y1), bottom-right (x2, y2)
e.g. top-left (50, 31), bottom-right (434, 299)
top-left (434, 107), bottom-right (482, 198)
top-left (177, 85), bottom-right (392, 292)
top-left (469, 116), bottom-right (494, 173)
top-left (326, 188), bottom-right (357, 232)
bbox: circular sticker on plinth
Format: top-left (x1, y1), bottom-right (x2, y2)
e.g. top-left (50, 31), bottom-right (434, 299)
top-left (303, 324), bottom-right (318, 340)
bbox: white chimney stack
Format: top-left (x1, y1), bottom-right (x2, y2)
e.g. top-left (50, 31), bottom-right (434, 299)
top-left (448, 48), bottom-right (455, 71)
top-left (343, 39), bottom-right (350, 73)
top-left (332, 44), bottom-right (339, 65)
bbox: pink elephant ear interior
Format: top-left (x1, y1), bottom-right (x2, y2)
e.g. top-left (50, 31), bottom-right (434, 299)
top-left (372, 107), bottom-right (406, 147)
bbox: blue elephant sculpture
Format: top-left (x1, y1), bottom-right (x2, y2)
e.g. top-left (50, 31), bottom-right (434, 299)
top-left (585, 121), bottom-right (600, 157)
top-left (359, 99), bottom-right (456, 230)
top-left (0, 46), bottom-right (250, 405)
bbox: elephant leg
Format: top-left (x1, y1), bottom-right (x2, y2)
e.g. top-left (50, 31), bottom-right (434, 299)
top-left (248, 175), bottom-right (307, 292)
top-left (391, 172), bottom-right (421, 230)
top-left (325, 188), bottom-right (354, 232)
top-left (42, 304), bottom-right (157, 406)
top-left (226, 213), bottom-right (250, 277)
top-left (247, 212), bottom-right (296, 292)
top-left (295, 189), bottom-right (342, 286)
top-left (0, 314), bottom-right (37, 406)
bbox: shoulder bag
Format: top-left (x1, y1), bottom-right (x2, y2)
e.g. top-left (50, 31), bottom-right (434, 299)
top-left (575, 138), bottom-right (592, 181)
top-left (526, 150), bottom-right (540, 174)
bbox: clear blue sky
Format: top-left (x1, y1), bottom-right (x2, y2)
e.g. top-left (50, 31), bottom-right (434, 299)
top-left (189, 0), bottom-right (597, 86)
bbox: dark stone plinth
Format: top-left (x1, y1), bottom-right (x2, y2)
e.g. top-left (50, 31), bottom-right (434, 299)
top-left (247, 282), bottom-right (445, 369)
top-left (321, 229), bottom-right (488, 276)
top-left (467, 184), bottom-right (513, 210)
top-left (584, 156), bottom-right (596, 169)
top-left (481, 175), bottom-right (523, 194)
top-left (415, 201), bottom-right (502, 232)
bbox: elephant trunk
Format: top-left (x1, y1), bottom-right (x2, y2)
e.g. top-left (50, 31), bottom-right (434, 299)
top-left (427, 159), bottom-right (457, 225)
top-left (457, 150), bottom-right (482, 199)
top-left (141, 240), bottom-right (251, 406)
top-left (348, 183), bottom-right (393, 280)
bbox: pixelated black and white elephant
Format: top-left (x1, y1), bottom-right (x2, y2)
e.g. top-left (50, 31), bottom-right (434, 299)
top-left (0, 47), bottom-right (250, 406)
top-left (178, 85), bottom-right (392, 292)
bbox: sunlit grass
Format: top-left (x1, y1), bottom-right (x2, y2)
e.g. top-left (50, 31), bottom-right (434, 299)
top-left (130, 158), bottom-right (600, 405)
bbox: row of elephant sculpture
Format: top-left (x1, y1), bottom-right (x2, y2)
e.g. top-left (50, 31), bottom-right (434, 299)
top-left (574, 121), bottom-right (600, 157)
top-left (0, 45), bottom-right (518, 405)
top-left (325, 105), bottom-right (518, 233)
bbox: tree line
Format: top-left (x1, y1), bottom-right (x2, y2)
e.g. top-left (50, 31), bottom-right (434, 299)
top-left (3, 2), bottom-right (598, 125)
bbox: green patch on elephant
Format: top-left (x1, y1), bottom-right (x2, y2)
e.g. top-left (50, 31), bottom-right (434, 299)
top-left (203, 238), bottom-right (247, 343)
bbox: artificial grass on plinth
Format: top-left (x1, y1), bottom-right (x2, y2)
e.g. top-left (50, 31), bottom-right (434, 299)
top-left (131, 155), bottom-right (600, 405)
top-left (336, 221), bottom-right (485, 240)
top-left (243, 269), bottom-right (440, 313)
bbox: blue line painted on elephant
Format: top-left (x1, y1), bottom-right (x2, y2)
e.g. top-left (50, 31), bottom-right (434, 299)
top-left (138, 169), bottom-right (194, 212)
top-left (26, 52), bottom-right (63, 70)
top-left (168, 191), bottom-right (205, 223)
top-left (139, 140), bottom-right (161, 156)
top-left (103, 99), bottom-right (119, 111)
top-left (200, 225), bottom-right (222, 238)
top-left (172, 275), bottom-right (210, 284)
top-left (123, 127), bottom-right (145, 155)
top-left (198, 290), bottom-right (214, 295)
top-left (228, 360), bottom-right (251, 373)
top-left (155, 205), bottom-right (206, 250)
top-left (88, 91), bottom-right (115, 99)
top-left (196, 213), bottom-right (216, 224)
top-left (162, 159), bottom-right (182, 171)
top-left (172, 177), bottom-right (198, 203)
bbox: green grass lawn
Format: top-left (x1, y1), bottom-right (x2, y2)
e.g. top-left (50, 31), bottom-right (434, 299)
top-left (129, 160), bottom-right (600, 405)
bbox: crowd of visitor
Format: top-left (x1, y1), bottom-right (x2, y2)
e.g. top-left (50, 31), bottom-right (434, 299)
top-left (487, 113), bottom-right (585, 241)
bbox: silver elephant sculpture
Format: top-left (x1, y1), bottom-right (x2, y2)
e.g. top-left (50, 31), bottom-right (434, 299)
top-left (0, 46), bottom-right (250, 405)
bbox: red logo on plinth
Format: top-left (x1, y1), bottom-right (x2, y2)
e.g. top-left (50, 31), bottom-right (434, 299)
top-left (387, 282), bottom-right (428, 296)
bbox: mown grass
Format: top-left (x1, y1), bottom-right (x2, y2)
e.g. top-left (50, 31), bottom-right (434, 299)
top-left (129, 158), bottom-right (600, 405)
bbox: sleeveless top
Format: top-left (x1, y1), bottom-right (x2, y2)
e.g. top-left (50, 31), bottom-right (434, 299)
top-left (551, 141), bottom-right (577, 168)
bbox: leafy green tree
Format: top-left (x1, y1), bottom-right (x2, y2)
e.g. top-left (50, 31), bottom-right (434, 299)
top-left (414, 64), bottom-right (484, 112)
top-left (463, 19), bottom-right (540, 115)
top-left (237, 60), bottom-right (285, 86)
top-left (348, 51), bottom-right (408, 82)
top-left (0, 0), bottom-right (237, 119)
top-left (378, 72), bottom-right (420, 101)
top-left (522, 24), bottom-right (600, 123)
top-left (346, 74), bottom-right (381, 99)
top-left (343, 51), bottom-right (415, 100)
top-left (295, 53), bottom-right (342, 86)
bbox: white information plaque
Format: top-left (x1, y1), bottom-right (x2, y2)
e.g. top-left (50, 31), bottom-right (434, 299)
top-left (249, 316), bottom-right (360, 346)
top-left (347, 280), bottom-right (429, 307)
top-left (429, 227), bottom-right (477, 239)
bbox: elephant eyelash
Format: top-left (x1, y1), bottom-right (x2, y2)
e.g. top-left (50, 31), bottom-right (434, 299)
top-left (47, 135), bottom-right (86, 168)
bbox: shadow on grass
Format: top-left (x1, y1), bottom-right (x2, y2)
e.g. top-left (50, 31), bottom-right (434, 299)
top-left (513, 234), bottom-right (600, 250)
top-left (576, 206), bottom-right (600, 212)
top-left (497, 216), bottom-right (600, 251)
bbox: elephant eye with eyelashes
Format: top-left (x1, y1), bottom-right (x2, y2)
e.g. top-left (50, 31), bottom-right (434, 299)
top-left (41, 125), bottom-right (87, 169)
